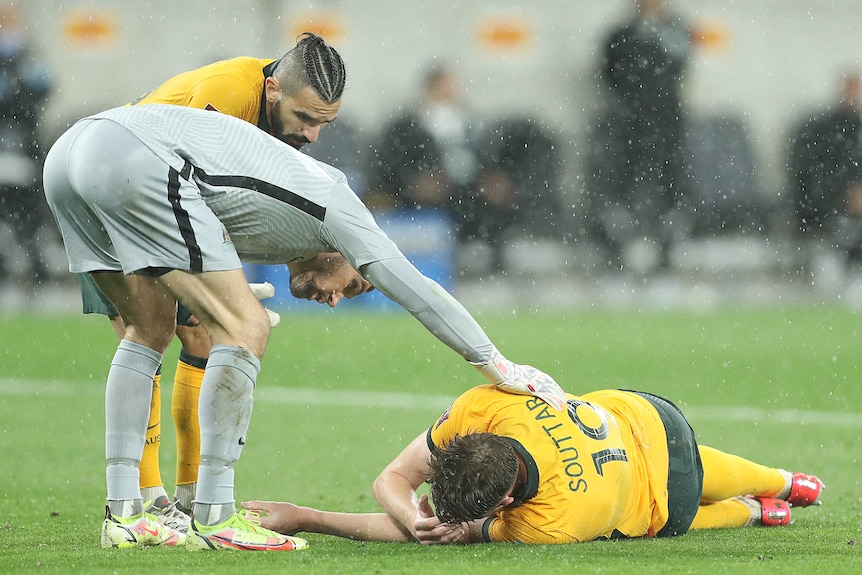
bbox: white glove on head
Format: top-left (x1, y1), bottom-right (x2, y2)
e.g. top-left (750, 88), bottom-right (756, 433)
top-left (249, 282), bottom-right (281, 328)
top-left (470, 346), bottom-right (566, 411)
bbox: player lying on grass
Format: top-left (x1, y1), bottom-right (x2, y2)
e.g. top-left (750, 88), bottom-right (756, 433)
top-left (244, 385), bottom-right (824, 544)
top-left (44, 104), bottom-right (566, 552)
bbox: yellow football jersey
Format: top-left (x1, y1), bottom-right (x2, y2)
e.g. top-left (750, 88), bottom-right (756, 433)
top-left (129, 57), bottom-right (277, 129)
top-left (428, 385), bottom-right (671, 543)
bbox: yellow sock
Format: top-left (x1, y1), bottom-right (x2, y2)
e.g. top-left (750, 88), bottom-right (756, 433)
top-left (699, 445), bottom-right (787, 502)
top-left (690, 445), bottom-right (789, 530)
top-left (691, 499), bottom-right (755, 529)
top-left (139, 371), bottom-right (163, 490)
top-left (173, 354), bottom-right (205, 489)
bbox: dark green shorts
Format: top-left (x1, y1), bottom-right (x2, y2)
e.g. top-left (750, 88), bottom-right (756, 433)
top-left (79, 272), bottom-right (118, 317)
top-left (627, 390), bottom-right (704, 538)
top-left (79, 272), bottom-right (196, 326)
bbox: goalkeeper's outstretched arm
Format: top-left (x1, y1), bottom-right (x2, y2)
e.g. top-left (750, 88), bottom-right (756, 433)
top-left (362, 257), bottom-right (566, 410)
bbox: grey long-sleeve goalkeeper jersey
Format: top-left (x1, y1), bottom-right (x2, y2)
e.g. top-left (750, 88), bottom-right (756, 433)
top-left (90, 104), bottom-right (493, 363)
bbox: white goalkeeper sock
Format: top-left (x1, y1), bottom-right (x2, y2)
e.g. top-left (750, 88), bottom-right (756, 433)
top-left (105, 340), bottom-right (162, 509)
top-left (194, 345), bottom-right (259, 525)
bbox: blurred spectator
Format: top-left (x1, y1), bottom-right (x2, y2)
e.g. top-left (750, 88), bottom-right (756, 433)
top-left (589, 0), bottom-right (693, 274)
top-left (787, 69), bottom-right (862, 268)
top-left (686, 112), bottom-right (766, 237)
top-left (465, 117), bottom-right (563, 273)
top-left (372, 64), bottom-right (565, 277)
top-left (302, 117), bottom-right (370, 197)
top-left (371, 62), bottom-right (480, 222)
top-left (0, 4), bottom-right (53, 284)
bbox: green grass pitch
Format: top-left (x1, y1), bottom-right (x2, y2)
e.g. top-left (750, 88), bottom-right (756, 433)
top-left (1, 305), bottom-right (860, 574)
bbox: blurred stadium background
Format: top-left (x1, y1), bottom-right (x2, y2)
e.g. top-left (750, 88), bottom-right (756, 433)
top-left (4, 0), bottom-right (862, 313)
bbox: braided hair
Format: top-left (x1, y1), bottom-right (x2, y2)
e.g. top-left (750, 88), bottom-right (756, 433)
top-left (274, 33), bottom-right (346, 103)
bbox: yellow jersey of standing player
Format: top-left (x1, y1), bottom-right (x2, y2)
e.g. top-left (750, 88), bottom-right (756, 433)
top-left (427, 385), bottom-right (672, 543)
top-left (129, 57), bottom-right (277, 130)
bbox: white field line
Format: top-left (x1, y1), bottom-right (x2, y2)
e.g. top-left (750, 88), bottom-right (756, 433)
top-left (3, 378), bottom-right (862, 428)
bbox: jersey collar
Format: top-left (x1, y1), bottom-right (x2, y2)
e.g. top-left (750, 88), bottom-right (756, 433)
top-left (257, 59), bottom-right (281, 133)
top-left (501, 437), bottom-right (540, 505)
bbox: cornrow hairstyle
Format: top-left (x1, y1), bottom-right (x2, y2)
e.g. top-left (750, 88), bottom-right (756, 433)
top-left (274, 33), bottom-right (346, 103)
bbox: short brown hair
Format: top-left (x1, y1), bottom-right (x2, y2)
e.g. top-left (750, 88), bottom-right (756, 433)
top-left (428, 433), bottom-right (519, 524)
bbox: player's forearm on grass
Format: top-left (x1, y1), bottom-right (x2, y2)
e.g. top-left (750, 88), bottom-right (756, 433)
top-left (464, 520), bottom-right (486, 543)
top-left (300, 508), bottom-right (413, 542)
top-left (371, 433), bottom-right (435, 540)
top-left (372, 471), bottom-right (424, 540)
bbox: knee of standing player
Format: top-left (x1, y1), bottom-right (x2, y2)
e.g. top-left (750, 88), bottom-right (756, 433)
top-left (238, 304), bottom-right (272, 357)
top-left (125, 319), bottom-right (178, 353)
top-left (175, 323), bottom-right (212, 357)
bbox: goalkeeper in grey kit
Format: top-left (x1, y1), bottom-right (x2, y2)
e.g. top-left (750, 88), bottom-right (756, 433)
top-left (42, 103), bottom-right (566, 551)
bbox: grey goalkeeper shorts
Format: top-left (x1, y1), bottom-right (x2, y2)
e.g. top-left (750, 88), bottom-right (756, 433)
top-left (43, 118), bottom-right (241, 276)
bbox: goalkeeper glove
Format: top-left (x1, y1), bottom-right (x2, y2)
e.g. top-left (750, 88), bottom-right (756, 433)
top-left (471, 346), bottom-right (566, 411)
top-left (249, 282), bottom-right (281, 328)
